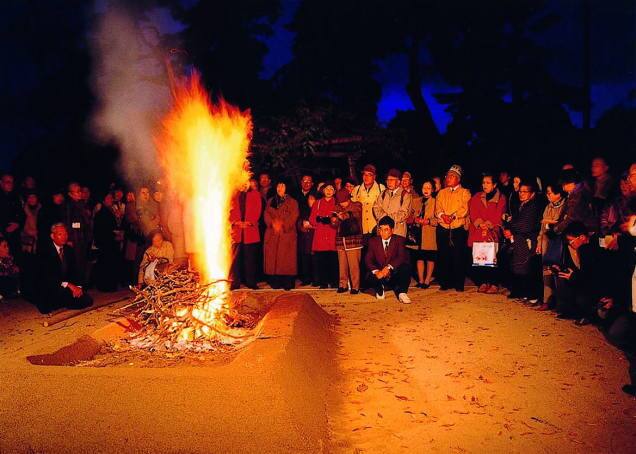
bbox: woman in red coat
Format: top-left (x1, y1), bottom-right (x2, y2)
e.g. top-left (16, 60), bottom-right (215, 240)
top-left (309, 181), bottom-right (338, 288)
top-left (468, 173), bottom-right (507, 293)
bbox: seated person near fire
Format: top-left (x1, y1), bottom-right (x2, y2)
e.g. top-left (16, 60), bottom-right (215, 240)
top-left (138, 229), bottom-right (174, 287)
top-left (36, 223), bottom-right (93, 314)
top-left (365, 215), bottom-right (412, 304)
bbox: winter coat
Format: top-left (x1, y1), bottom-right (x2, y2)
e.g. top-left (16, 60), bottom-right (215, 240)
top-left (435, 185), bottom-right (471, 230)
top-left (509, 197), bottom-right (541, 275)
top-left (334, 201), bottom-right (363, 251)
top-left (230, 190), bottom-right (262, 245)
top-left (554, 184), bottom-right (597, 235)
top-left (468, 190), bottom-right (507, 247)
top-left (408, 196), bottom-right (438, 251)
top-left (351, 181), bottom-right (386, 234)
top-left (264, 196), bottom-right (299, 276)
top-left (372, 187), bottom-right (412, 237)
top-left (309, 197), bottom-right (337, 252)
top-left (537, 198), bottom-right (566, 255)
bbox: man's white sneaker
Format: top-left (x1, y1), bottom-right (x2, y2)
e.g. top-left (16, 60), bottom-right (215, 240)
top-left (398, 293), bottom-right (411, 304)
top-left (375, 286), bottom-right (385, 300)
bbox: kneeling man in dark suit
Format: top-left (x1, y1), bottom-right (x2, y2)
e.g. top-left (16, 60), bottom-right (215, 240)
top-left (37, 223), bottom-right (93, 314)
top-left (365, 216), bottom-right (411, 304)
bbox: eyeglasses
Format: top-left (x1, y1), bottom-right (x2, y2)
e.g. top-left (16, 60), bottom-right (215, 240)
top-left (519, 190), bottom-right (532, 193)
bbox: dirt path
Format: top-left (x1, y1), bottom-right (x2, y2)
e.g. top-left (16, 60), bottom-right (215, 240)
top-left (311, 287), bottom-right (636, 453)
top-left (1, 287), bottom-right (634, 453)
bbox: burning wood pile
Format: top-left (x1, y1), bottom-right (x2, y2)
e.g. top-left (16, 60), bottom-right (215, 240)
top-left (117, 267), bottom-right (258, 352)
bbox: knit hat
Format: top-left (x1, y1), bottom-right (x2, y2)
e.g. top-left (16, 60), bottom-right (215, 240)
top-left (402, 171), bottom-right (413, 180)
top-left (335, 188), bottom-right (351, 204)
top-left (362, 164), bottom-right (377, 175)
top-left (447, 164), bottom-right (463, 178)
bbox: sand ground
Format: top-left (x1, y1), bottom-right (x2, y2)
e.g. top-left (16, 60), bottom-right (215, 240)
top-left (0, 286), bottom-right (635, 453)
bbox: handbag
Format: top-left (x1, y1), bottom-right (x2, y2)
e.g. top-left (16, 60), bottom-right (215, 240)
top-left (406, 223), bottom-right (421, 246)
top-left (542, 236), bottom-right (564, 266)
top-left (472, 242), bottom-right (499, 267)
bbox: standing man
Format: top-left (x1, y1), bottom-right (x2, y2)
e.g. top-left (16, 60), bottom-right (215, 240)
top-left (0, 174), bottom-right (24, 256)
top-left (65, 182), bottom-right (92, 285)
top-left (258, 172), bottom-right (275, 202)
top-left (365, 216), bottom-right (411, 304)
top-left (373, 168), bottom-right (412, 237)
top-left (435, 165), bottom-right (471, 291)
top-left (229, 182), bottom-right (262, 290)
top-left (296, 174), bottom-right (317, 286)
top-left (351, 164), bottom-right (386, 241)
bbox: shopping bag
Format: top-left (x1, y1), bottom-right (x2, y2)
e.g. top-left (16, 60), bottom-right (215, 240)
top-left (472, 242), bottom-right (499, 267)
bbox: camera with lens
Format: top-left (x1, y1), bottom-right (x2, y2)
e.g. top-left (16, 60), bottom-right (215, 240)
top-left (316, 216), bottom-right (332, 225)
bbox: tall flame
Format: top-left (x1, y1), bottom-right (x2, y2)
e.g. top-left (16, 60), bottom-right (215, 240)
top-left (156, 70), bottom-right (251, 325)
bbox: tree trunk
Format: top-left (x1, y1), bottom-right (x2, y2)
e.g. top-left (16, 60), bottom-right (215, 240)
top-left (405, 38), bottom-right (442, 162)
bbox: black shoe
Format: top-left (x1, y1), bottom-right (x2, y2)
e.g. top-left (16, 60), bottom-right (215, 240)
top-left (421, 283), bottom-right (430, 289)
top-left (247, 285), bottom-right (259, 290)
top-left (319, 284), bottom-right (328, 289)
top-left (336, 287), bottom-right (347, 293)
top-left (300, 281), bottom-right (311, 286)
top-left (350, 289), bottom-right (359, 295)
top-left (507, 293), bottom-right (521, 300)
top-left (439, 286), bottom-right (450, 291)
top-left (556, 313), bottom-right (572, 320)
top-left (574, 317), bottom-right (591, 326)
top-left (622, 384), bottom-right (636, 396)
top-left (455, 287), bottom-right (464, 292)
top-left (283, 286), bottom-right (292, 291)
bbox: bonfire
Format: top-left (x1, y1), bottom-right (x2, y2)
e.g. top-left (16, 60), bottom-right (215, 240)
top-left (118, 69), bottom-right (256, 351)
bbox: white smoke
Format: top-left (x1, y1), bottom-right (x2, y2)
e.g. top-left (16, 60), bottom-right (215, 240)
top-left (89, 2), bottom-right (172, 187)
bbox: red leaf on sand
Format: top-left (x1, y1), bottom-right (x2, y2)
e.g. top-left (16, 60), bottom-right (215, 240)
top-left (395, 395), bottom-right (413, 401)
top-left (446, 395), bottom-right (456, 401)
top-left (357, 383), bottom-right (368, 392)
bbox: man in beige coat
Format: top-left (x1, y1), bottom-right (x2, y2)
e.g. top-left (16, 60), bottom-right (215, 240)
top-left (351, 164), bottom-right (386, 239)
top-left (373, 168), bottom-right (412, 238)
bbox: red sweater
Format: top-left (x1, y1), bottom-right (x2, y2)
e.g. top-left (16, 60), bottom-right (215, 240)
top-left (468, 190), bottom-right (507, 246)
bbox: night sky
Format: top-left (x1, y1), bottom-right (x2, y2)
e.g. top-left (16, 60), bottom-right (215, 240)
top-left (1, 0), bottom-right (634, 171)
top-left (260, 0), bottom-right (635, 129)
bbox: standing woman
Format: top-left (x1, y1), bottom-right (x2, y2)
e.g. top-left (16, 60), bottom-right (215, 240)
top-left (504, 181), bottom-right (541, 301)
top-left (333, 188), bottom-right (363, 294)
top-left (263, 180), bottom-right (299, 290)
top-left (408, 179), bottom-right (438, 288)
top-left (468, 173), bottom-right (507, 293)
top-left (535, 183), bottom-right (567, 311)
top-left (310, 181), bottom-right (339, 288)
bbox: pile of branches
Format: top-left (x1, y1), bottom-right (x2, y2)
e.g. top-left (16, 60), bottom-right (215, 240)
top-left (117, 267), bottom-right (256, 352)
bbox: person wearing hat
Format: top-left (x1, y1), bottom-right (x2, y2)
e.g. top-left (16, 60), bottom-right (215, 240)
top-left (373, 168), bottom-right (412, 238)
top-left (351, 164), bottom-right (386, 239)
top-left (401, 171), bottom-right (416, 195)
top-left (263, 179), bottom-right (299, 290)
top-left (435, 164), bottom-right (471, 291)
top-left (309, 181), bottom-right (339, 288)
top-left (333, 187), bottom-right (363, 294)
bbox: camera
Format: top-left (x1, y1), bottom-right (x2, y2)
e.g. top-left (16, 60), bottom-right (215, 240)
top-left (316, 216), bottom-right (331, 225)
top-left (549, 265), bottom-right (561, 274)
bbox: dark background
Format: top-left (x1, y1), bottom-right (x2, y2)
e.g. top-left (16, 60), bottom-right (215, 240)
top-left (1, 0), bottom-right (634, 192)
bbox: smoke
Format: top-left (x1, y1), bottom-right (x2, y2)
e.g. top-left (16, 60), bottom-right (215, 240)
top-left (89, 2), bottom-right (172, 187)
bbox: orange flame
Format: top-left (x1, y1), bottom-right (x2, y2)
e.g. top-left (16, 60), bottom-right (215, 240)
top-left (156, 70), bottom-right (252, 328)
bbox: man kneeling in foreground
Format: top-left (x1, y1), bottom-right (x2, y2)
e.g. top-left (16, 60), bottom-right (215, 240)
top-left (365, 215), bottom-right (411, 304)
top-left (37, 223), bottom-right (93, 314)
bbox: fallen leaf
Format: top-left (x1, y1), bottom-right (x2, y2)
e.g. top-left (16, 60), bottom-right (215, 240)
top-left (396, 395), bottom-right (413, 401)
top-left (356, 383), bottom-right (368, 392)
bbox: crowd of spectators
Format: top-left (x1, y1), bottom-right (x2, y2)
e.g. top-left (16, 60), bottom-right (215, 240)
top-left (0, 157), bottom-right (634, 394)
